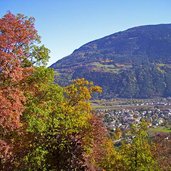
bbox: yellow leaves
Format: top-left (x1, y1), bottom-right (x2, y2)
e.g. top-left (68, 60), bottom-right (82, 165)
top-left (91, 85), bottom-right (102, 94)
top-left (72, 78), bottom-right (92, 86)
top-left (113, 127), bottom-right (122, 140)
top-left (65, 78), bottom-right (102, 105)
top-left (61, 78), bottom-right (102, 136)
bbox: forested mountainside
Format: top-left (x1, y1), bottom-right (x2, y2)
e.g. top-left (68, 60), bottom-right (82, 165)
top-left (51, 24), bottom-right (171, 98)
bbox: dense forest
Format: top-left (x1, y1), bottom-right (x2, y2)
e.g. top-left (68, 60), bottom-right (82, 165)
top-left (71, 63), bottom-right (171, 98)
top-left (0, 13), bottom-right (171, 171)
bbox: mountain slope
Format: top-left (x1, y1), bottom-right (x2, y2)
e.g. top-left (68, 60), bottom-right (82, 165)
top-left (51, 24), bottom-right (171, 98)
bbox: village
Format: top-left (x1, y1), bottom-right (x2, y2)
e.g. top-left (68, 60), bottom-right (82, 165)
top-left (93, 98), bottom-right (171, 133)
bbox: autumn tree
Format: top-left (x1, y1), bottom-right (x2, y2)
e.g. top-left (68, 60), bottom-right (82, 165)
top-left (0, 12), bottom-right (49, 169)
top-left (152, 133), bottom-right (171, 171)
top-left (0, 12), bottom-right (108, 170)
top-left (10, 77), bottom-right (104, 171)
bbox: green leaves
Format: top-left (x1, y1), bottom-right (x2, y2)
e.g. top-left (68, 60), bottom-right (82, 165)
top-left (121, 121), bottom-right (158, 171)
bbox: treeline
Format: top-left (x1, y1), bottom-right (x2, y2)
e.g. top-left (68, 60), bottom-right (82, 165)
top-left (0, 13), bottom-right (170, 171)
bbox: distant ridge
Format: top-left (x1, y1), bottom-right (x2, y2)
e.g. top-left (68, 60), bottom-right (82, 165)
top-left (51, 24), bottom-right (171, 99)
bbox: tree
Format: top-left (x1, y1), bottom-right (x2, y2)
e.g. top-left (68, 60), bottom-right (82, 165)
top-left (9, 76), bottom-right (104, 170)
top-left (0, 12), bottom-right (107, 170)
top-left (0, 12), bottom-right (49, 168)
top-left (121, 121), bottom-right (158, 171)
top-left (152, 133), bottom-right (171, 171)
top-left (40, 79), bottom-right (103, 170)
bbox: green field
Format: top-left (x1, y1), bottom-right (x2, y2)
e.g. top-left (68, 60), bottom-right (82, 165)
top-left (149, 127), bottom-right (171, 133)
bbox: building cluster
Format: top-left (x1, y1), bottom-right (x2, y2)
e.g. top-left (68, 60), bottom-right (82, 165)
top-left (98, 108), bottom-right (171, 131)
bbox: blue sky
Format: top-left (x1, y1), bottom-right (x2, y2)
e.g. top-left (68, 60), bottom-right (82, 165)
top-left (0, 0), bottom-right (171, 66)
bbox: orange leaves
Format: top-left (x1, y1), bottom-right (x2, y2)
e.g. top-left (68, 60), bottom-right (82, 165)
top-left (0, 12), bottom-right (40, 164)
top-left (0, 87), bottom-right (25, 130)
top-left (0, 140), bottom-right (12, 161)
top-left (0, 12), bottom-right (37, 48)
top-left (0, 12), bottom-right (37, 131)
top-left (0, 12), bottom-right (37, 82)
top-left (87, 115), bottom-right (108, 161)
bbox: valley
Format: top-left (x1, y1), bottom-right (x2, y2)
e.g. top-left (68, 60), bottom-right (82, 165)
top-left (92, 98), bottom-right (171, 135)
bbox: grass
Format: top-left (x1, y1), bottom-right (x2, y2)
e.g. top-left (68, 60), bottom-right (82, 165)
top-left (90, 62), bottom-right (123, 73)
top-left (149, 127), bottom-right (171, 133)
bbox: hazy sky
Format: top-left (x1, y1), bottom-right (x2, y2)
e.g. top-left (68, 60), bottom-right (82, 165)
top-left (0, 0), bottom-right (171, 66)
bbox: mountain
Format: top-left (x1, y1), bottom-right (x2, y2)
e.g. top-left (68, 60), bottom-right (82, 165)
top-left (50, 24), bottom-right (171, 99)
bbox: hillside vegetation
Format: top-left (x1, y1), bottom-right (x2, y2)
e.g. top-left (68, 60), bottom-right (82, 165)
top-left (51, 24), bottom-right (171, 99)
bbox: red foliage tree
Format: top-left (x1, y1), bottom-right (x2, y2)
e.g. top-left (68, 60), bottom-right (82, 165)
top-left (0, 12), bottom-right (39, 164)
top-left (152, 133), bottom-right (171, 170)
